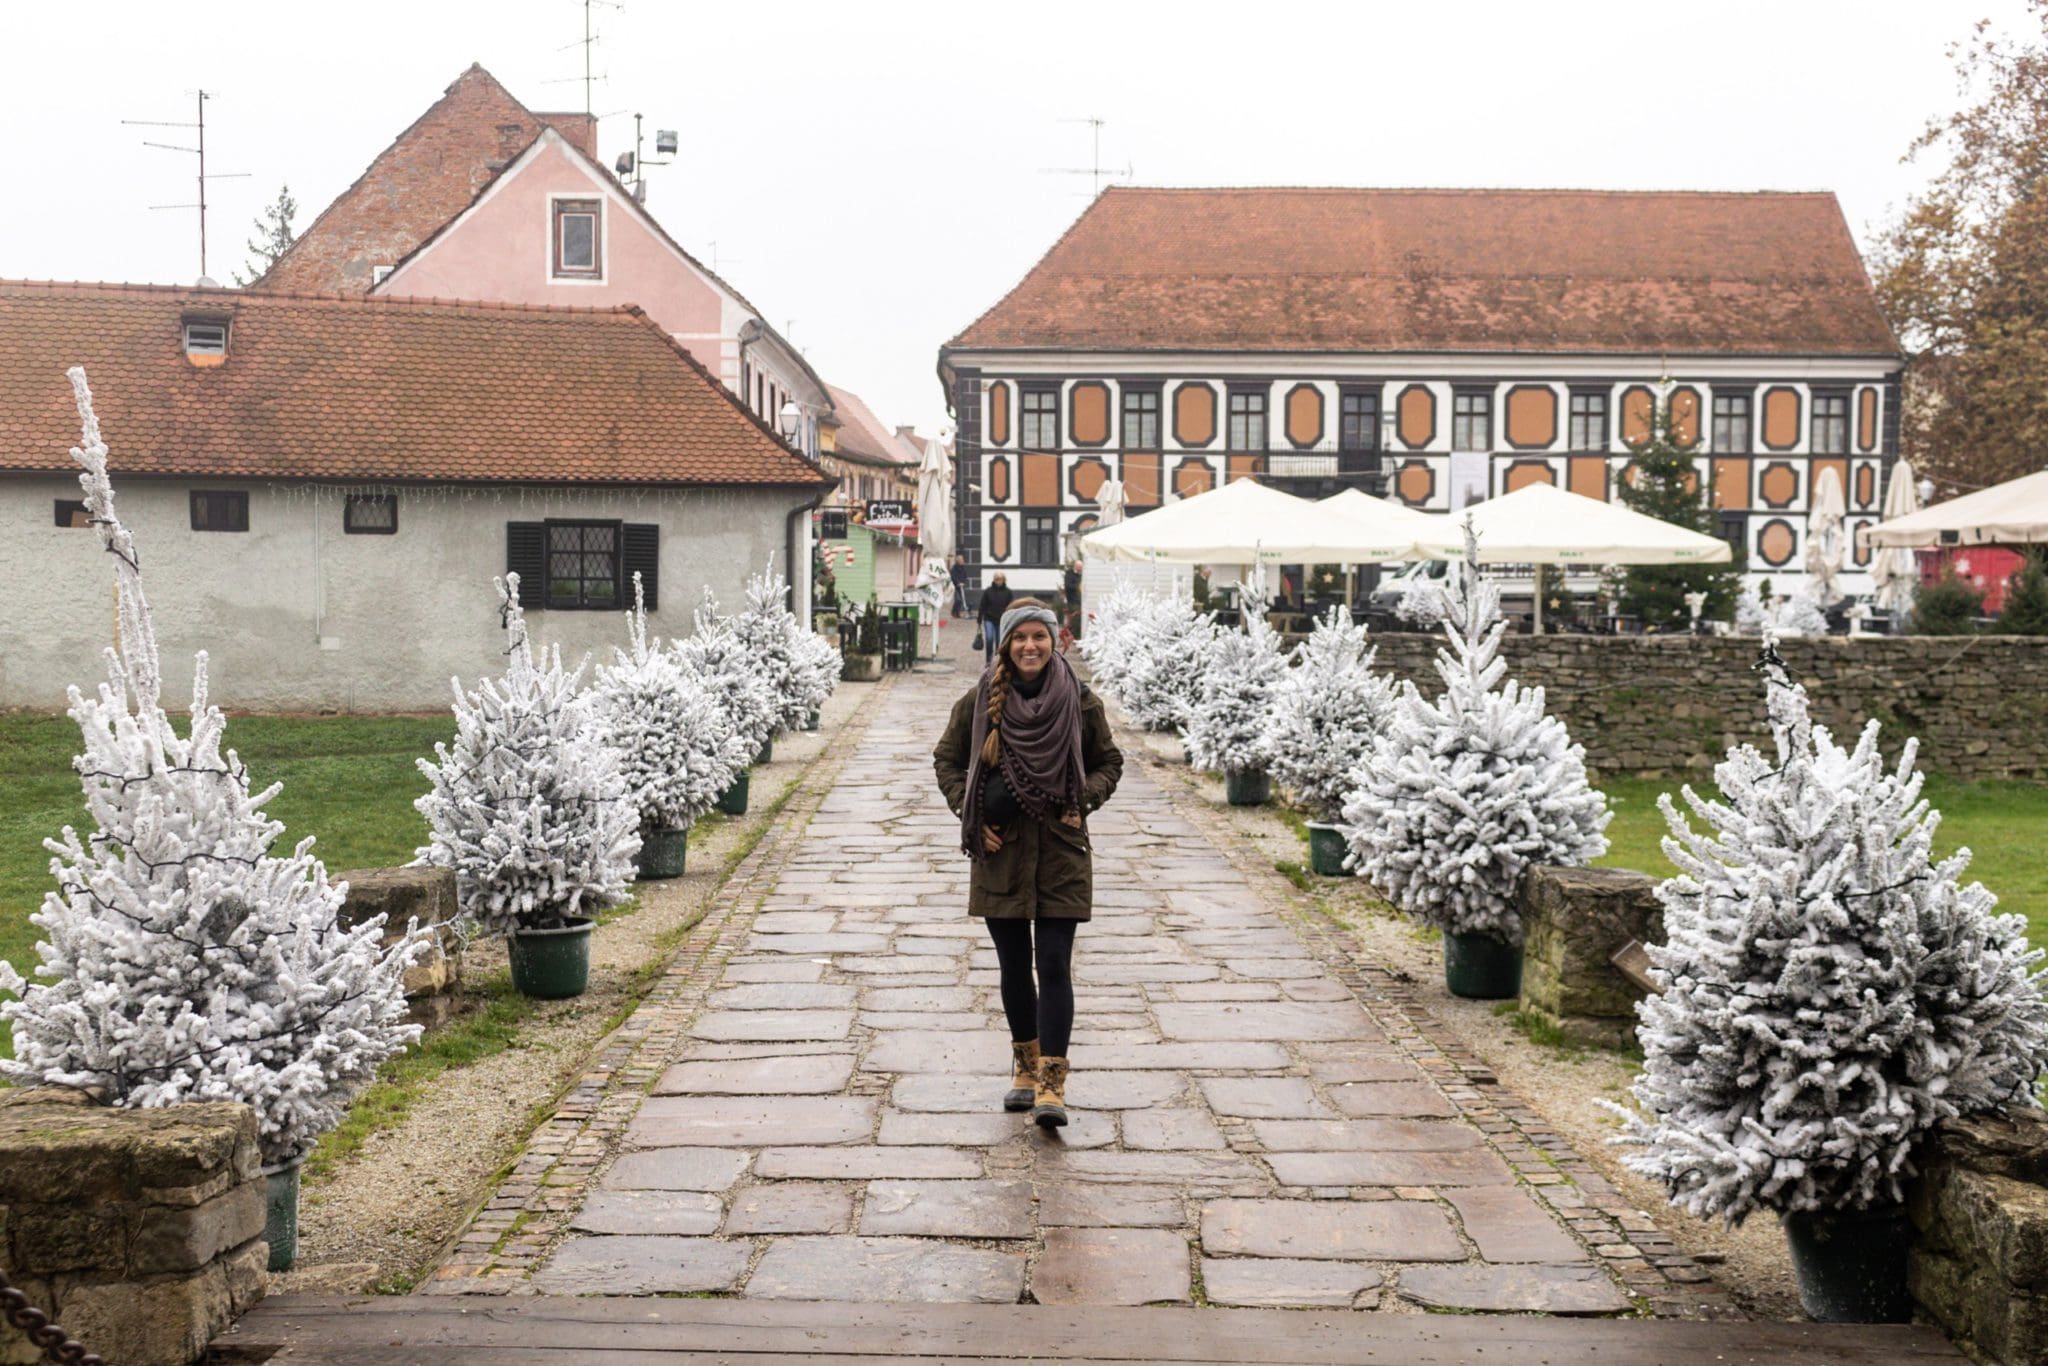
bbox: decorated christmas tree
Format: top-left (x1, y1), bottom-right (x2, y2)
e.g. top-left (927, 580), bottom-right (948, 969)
top-left (0, 369), bottom-right (421, 1163)
top-left (1341, 524), bottom-right (1610, 943)
top-left (1618, 379), bottom-right (1745, 626)
top-left (1610, 643), bottom-right (2048, 1225)
top-left (1264, 607), bottom-right (1398, 820)
top-left (415, 576), bottom-right (640, 934)
top-left (1184, 610), bottom-right (1286, 775)
top-left (590, 574), bottom-right (736, 834)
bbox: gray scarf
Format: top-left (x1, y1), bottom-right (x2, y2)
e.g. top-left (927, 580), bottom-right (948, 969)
top-left (961, 652), bottom-right (1086, 859)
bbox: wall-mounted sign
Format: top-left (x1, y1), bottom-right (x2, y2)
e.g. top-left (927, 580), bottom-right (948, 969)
top-left (865, 499), bottom-right (913, 524)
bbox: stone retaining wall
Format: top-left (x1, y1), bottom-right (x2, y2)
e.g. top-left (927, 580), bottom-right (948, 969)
top-left (1517, 866), bottom-right (1663, 1048)
top-left (337, 866), bottom-right (463, 1027)
top-left (1361, 634), bottom-right (2048, 780)
top-left (1909, 1107), bottom-right (2048, 1364)
top-left (0, 1089), bottom-right (266, 1364)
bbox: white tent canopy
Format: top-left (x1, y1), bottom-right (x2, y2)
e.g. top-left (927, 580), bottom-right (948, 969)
top-left (1079, 478), bottom-right (1420, 565)
top-left (1318, 488), bottom-right (1448, 557)
top-left (1410, 482), bottom-right (1733, 566)
top-left (1864, 468), bottom-right (2048, 548)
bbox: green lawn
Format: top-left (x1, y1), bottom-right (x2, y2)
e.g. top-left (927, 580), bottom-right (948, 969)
top-left (1600, 775), bottom-right (2048, 948)
top-left (0, 712), bottom-right (451, 1030)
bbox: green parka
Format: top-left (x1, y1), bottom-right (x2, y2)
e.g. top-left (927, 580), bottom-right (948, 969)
top-left (932, 681), bottom-right (1123, 920)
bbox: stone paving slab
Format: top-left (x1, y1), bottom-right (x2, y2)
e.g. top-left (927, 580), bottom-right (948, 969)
top-left (476, 661), bottom-right (1734, 1320)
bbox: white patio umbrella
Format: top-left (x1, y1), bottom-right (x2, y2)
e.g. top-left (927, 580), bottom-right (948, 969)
top-left (1805, 466), bottom-right (1847, 608)
top-left (1081, 477), bottom-right (1418, 565)
top-left (1409, 482), bottom-right (1732, 633)
top-left (1093, 477), bottom-right (1128, 527)
top-left (1319, 488), bottom-right (1447, 553)
top-left (915, 435), bottom-right (953, 564)
top-left (1866, 467), bottom-right (2048, 547)
top-left (1866, 460), bottom-right (1921, 615)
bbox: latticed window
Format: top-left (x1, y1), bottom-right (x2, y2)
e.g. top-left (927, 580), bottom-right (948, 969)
top-left (1122, 387), bottom-right (1161, 449)
top-left (1022, 513), bottom-right (1058, 566)
top-left (1227, 390), bottom-right (1267, 450)
top-left (1569, 391), bottom-right (1608, 451)
top-left (1712, 394), bottom-right (1752, 453)
top-left (1451, 390), bottom-right (1492, 452)
top-left (1021, 388), bottom-right (1059, 450)
top-left (1811, 392), bottom-right (1850, 455)
top-left (546, 521), bottom-right (620, 609)
top-left (1339, 391), bottom-right (1379, 451)
top-left (190, 490), bottom-right (249, 532)
top-left (343, 493), bottom-right (397, 535)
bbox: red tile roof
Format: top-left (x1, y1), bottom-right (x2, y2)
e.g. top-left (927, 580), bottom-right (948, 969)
top-left (947, 187), bottom-right (1900, 358)
top-left (258, 66), bottom-right (596, 295)
top-left (824, 384), bottom-right (919, 468)
top-left (0, 282), bottom-right (831, 487)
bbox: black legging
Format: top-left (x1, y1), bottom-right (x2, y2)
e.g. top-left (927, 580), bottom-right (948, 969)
top-left (985, 917), bottom-right (1078, 1057)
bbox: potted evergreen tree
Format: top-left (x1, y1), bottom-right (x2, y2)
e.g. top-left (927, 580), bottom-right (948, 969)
top-left (675, 590), bottom-right (779, 816)
top-left (591, 575), bottom-right (735, 879)
top-left (1122, 591), bottom-right (1218, 735)
top-left (1263, 607), bottom-right (1396, 873)
top-left (842, 598), bottom-right (884, 682)
top-left (1608, 642), bottom-right (2048, 1321)
top-left (1185, 611), bottom-right (1287, 804)
top-left (1341, 524), bottom-right (1610, 997)
top-left (416, 576), bottom-right (640, 999)
top-left (0, 371), bottom-right (423, 1270)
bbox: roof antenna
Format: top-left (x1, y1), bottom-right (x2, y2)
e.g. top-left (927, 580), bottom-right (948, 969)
top-left (1038, 116), bottom-right (1133, 199)
top-left (123, 90), bottom-right (251, 283)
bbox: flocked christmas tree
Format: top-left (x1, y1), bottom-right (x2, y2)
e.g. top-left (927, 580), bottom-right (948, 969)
top-left (1120, 590), bottom-right (1219, 733)
top-left (727, 562), bottom-right (811, 736)
top-left (1341, 523), bottom-right (1610, 943)
top-left (1264, 607), bottom-right (1398, 820)
top-left (1076, 580), bottom-right (1147, 701)
top-left (673, 589), bottom-right (780, 771)
top-left (0, 369), bottom-right (422, 1163)
top-left (415, 576), bottom-right (640, 934)
top-left (1617, 378), bottom-right (1744, 627)
top-left (1184, 607), bottom-right (1287, 775)
top-left (1608, 642), bottom-right (2048, 1224)
top-left (589, 574), bottom-right (737, 835)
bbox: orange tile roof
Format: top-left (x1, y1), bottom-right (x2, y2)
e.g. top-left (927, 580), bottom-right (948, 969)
top-left (258, 66), bottom-right (595, 295)
top-left (948, 187), bottom-right (1901, 358)
top-left (824, 384), bottom-right (918, 468)
top-left (0, 282), bottom-right (831, 488)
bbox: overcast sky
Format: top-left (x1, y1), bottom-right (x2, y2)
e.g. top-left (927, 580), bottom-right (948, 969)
top-left (3, 1), bottom-right (2030, 436)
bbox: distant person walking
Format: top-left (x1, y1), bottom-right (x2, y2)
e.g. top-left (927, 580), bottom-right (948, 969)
top-left (977, 573), bottom-right (1014, 662)
top-left (1063, 560), bottom-right (1084, 638)
top-left (949, 554), bottom-right (969, 617)
top-left (933, 598), bottom-right (1124, 1127)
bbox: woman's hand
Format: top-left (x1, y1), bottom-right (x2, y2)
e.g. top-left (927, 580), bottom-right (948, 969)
top-left (1059, 811), bottom-right (1083, 829)
top-left (982, 825), bottom-right (1004, 853)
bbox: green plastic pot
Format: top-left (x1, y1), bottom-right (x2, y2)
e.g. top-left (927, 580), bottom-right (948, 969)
top-left (1782, 1206), bottom-right (1912, 1322)
top-left (636, 825), bottom-right (688, 880)
top-left (1306, 822), bottom-right (1353, 877)
top-left (1442, 930), bottom-right (1523, 1000)
top-left (804, 709), bottom-right (821, 731)
top-left (262, 1160), bottom-right (301, 1272)
top-left (716, 770), bottom-right (751, 816)
top-left (507, 917), bottom-right (595, 999)
top-left (1224, 766), bottom-right (1271, 806)
top-left (757, 736), bottom-right (775, 765)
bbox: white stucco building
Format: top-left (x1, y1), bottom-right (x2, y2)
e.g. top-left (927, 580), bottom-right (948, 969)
top-left (0, 281), bottom-right (832, 711)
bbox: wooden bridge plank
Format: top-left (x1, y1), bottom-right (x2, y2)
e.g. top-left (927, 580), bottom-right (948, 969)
top-left (215, 1295), bottom-right (1964, 1364)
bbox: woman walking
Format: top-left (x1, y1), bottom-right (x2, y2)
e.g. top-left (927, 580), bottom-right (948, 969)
top-left (976, 573), bottom-right (1014, 662)
top-left (934, 598), bottom-right (1122, 1127)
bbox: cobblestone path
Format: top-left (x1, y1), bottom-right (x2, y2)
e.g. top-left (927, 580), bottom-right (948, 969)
top-left (486, 662), bottom-right (1708, 1314)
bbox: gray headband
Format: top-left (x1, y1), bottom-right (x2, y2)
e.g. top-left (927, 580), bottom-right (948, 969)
top-left (999, 605), bottom-right (1060, 644)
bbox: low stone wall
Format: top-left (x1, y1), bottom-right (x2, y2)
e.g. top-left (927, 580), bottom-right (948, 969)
top-left (1363, 633), bottom-right (2048, 780)
top-left (1517, 866), bottom-right (1662, 1048)
top-left (0, 1089), bottom-right (266, 1365)
top-left (337, 866), bottom-right (463, 1027)
top-left (1909, 1107), bottom-right (2048, 1364)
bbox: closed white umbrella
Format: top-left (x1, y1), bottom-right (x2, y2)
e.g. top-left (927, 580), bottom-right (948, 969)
top-left (916, 435), bottom-right (953, 564)
top-left (1094, 477), bottom-right (1128, 528)
top-left (1867, 460), bottom-right (1921, 615)
top-left (1805, 466), bottom-right (1847, 608)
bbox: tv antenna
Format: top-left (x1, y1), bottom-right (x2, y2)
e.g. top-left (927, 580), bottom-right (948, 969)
top-left (1039, 116), bottom-right (1131, 198)
top-left (123, 90), bottom-right (250, 282)
top-left (551, 0), bottom-right (623, 118)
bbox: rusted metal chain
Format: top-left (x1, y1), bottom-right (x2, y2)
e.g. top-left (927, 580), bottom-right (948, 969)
top-left (0, 1265), bottom-right (102, 1366)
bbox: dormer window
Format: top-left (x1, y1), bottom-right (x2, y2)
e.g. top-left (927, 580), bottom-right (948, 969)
top-left (183, 319), bottom-right (228, 366)
top-left (552, 198), bottom-right (602, 280)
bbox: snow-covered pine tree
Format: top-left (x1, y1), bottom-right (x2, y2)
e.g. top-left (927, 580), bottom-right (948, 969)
top-left (1772, 588), bottom-right (1831, 637)
top-left (590, 574), bottom-right (734, 834)
top-left (1077, 581), bottom-right (1144, 701)
top-left (1396, 570), bottom-right (1450, 628)
top-left (415, 576), bottom-right (640, 935)
top-left (729, 563), bottom-right (811, 736)
top-left (1184, 610), bottom-right (1287, 775)
top-left (0, 369), bottom-right (422, 1163)
top-left (1121, 592), bottom-right (1218, 733)
top-left (1264, 607), bottom-right (1398, 820)
top-left (1340, 523), bottom-right (1611, 943)
top-left (1734, 582), bottom-right (1768, 635)
top-left (673, 589), bottom-right (779, 776)
top-left (1609, 642), bottom-right (2048, 1224)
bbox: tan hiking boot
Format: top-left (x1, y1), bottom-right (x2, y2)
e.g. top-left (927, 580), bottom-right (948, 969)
top-left (1032, 1055), bottom-right (1069, 1128)
top-left (1005, 1039), bottom-right (1040, 1112)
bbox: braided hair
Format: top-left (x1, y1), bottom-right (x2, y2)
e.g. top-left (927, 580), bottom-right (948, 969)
top-left (980, 595), bottom-right (1055, 769)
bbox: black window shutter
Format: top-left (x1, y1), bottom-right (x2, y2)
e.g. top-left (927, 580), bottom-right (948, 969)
top-left (622, 523), bottom-right (659, 610)
top-left (506, 522), bottom-right (545, 607)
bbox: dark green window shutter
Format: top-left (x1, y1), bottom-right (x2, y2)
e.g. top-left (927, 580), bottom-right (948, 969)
top-left (506, 522), bottom-right (544, 607)
top-left (622, 524), bottom-right (659, 610)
